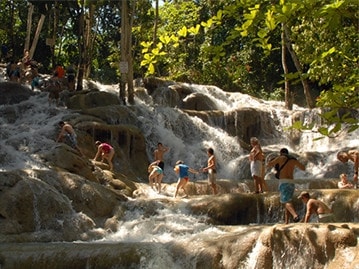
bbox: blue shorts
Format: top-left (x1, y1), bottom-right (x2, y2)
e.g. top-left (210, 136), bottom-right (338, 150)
top-left (279, 182), bottom-right (295, 204)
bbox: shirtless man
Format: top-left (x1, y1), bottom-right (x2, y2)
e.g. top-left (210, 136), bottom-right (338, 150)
top-left (154, 142), bottom-right (169, 170)
top-left (337, 150), bottom-right (358, 188)
top-left (267, 148), bottom-right (305, 224)
top-left (297, 191), bottom-right (334, 223)
top-left (56, 121), bottom-right (84, 156)
top-left (201, 147), bottom-right (217, 195)
top-left (93, 141), bottom-right (115, 171)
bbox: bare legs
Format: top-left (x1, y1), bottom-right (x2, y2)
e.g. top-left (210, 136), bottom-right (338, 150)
top-left (174, 178), bottom-right (188, 198)
top-left (253, 175), bottom-right (263, 193)
top-left (148, 171), bottom-right (163, 193)
top-left (284, 203), bottom-right (299, 224)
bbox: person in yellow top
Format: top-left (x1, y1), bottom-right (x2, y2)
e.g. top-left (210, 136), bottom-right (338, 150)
top-left (337, 150), bottom-right (359, 188)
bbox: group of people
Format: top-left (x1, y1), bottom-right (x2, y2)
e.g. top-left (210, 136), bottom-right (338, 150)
top-left (5, 49), bottom-right (76, 96)
top-left (56, 121), bottom-right (115, 170)
top-left (147, 143), bottom-right (218, 198)
top-left (55, 122), bottom-right (357, 223)
top-left (249, 136), bottom-right (358, 224)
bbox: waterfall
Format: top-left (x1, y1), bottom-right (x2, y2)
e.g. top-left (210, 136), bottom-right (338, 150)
top-left (0, 74), bottom-right (358, 268)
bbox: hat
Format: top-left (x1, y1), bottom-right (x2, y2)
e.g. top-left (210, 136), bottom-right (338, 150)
top-left (297, 191), bottom-right (309, 199)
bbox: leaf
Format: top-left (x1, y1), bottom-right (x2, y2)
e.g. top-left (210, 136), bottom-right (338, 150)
top-left (159, 35), bottom-right (171, 45)
top-left (265, 10), bottom-right (277, 30)
top-left (177, 26), bottom-right (188, 37)
top-left (140, 41), bottom-right (152, 48)
top-left (188, 24), bottom-right (201, 35)
top-left (148, 63), bottom-right (155, 74)
top-left (321, 47), bottom-right (336, 58)
top-left (318, 127), bottom-right (329, 136)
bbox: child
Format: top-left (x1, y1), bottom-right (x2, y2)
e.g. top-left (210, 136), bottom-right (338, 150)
top-left (338, 173), bottom-right (354, 189)
top-left (173, 160), bottom-right (198, 198)
top-left (148, 161), bottom-right (163, 193)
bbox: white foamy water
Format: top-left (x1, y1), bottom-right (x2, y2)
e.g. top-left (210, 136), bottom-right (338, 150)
top-left (1, 71), bottom-right (358, 181)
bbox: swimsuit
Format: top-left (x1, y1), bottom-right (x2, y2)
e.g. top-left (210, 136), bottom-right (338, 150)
top-left (101, 143), bottom-right (113, 154)
top-left (208, 169), bottom-right (217, 184)
top-left (318, 213), bottom-right (334, 223)
top-left (278, 180), bottom-right (295, 203)
top-left (154, 166), bottom-right (163, 174)
top-left (66, 133), bottom-right (78, 148)
top-left (158, 161), bottom-right (164, 170)
top-left (250, 160), bottom-right (262, 177)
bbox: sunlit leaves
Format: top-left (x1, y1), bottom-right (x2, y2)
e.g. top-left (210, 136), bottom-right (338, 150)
top-left (177, 26), bottom-right (187, 37)
top-left (265, 10), bottom-right (276, 30)
top-left (188, 24), bottom-right (200, 35)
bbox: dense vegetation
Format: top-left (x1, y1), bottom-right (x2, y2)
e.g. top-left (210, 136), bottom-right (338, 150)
top-left (0, 0), bottom-right (357, 136)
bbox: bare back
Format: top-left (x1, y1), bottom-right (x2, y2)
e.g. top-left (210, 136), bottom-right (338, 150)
top-left (268, 155), bottom-right (305, 179)
top-left (307, 199), bottom-right (332, 215)
top-left (63, 124), bottom-right (75, 135)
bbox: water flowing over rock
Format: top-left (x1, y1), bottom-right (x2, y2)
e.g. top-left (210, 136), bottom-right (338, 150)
top-left (0, 73), bottom-right (358, 268)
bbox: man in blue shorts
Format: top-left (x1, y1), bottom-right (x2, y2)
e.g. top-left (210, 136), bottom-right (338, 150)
top-left (267, 148), bottom-right (305, 224)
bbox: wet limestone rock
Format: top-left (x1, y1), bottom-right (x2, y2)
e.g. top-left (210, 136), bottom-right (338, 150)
top-left (66, 90), bottom-right (121, 110)
top-left (0, 82), bottom-right (35, 105)
top-left (41, 144), bottom-right (97, 182)
top-left (182, 92), bottom-right (218, 111)
top-left (0, 168), bottom-right (130, 242)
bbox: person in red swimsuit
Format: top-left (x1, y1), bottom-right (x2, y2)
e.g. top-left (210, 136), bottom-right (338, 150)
top-left (93, 141), bottom-right (115, 171)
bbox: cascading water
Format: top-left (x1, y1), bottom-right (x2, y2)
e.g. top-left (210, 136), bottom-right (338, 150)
top-left (0, 71), bottom-right (358, 268)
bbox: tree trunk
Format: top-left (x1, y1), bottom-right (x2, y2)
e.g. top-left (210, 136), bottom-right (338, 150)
top-left (52, 3), bottom-right (59, 68)
top-left (84, 3), bottom-right (96, 78)
top-left (76, 1), bottom-right (85, 91)
top-left (281, 23), bottom-right (293, 110)
top-left (25, 3), bottom-right (34, 52)
top-left (119, 0), bottom-right (134, 105)
top-left (153, 0), bottom-right (158, 46)
top-left (283, 24), bottom-right (314, 109)
top-left (127, 0), bottom-right (134, 104)
top-left (29, 14), bottom-right (45, 60)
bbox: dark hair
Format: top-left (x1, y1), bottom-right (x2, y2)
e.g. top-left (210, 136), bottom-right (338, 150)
top-left (95, 141), bottom-right (102, 146)
top-left (280, 148), bottom-right (289, 155)
top-left (208, 148), bottom-right (214, 155)
top-left (58, 121), bottom-right (65, 126)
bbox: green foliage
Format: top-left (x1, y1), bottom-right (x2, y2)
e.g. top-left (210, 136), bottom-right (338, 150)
top-left (0, 0), bottom-right (357, 138)
top-left (235, 0), bottom-right (358, 136)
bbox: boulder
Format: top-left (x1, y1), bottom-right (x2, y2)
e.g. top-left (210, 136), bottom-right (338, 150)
top-left (0, 82), bottom-right (34, 105)
top-left (182, 92), bottom-right (218, 111)
top-left (66, 91), bottom-right (121, 110)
